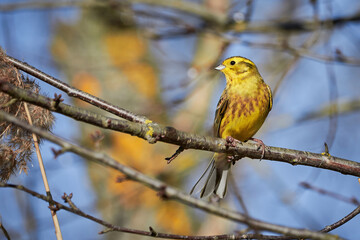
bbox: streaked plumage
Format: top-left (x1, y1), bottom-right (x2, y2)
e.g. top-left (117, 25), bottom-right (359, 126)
top-left (191, 56), bottom-right (272, 198)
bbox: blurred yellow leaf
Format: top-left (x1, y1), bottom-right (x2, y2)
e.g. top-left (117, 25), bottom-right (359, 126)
top-left (122, 63), bottom-right (157, 98)
top-left (111, 133), bottom-right (163, 174)
top-left (156, 202), bottom-right (192, 234)
top-left (104, 32), bottom-right (145, 66)
top-left (73, 72), bottom-right (102, 96)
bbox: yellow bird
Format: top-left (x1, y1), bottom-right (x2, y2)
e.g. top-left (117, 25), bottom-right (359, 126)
top-left (191, 56), bottom-right (272, 198)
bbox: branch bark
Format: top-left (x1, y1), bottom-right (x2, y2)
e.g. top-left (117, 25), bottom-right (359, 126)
top-left (1, 81), bottom-right (360, 178)
top-left (4, 55), bottom-right (148, 124)
top-left (320, 205), bottom-right (360, 233)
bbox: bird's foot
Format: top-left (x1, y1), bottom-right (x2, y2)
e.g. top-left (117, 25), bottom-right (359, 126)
top-left (225, 136), bottom-right (242, 164)
top-left (225, 136), bottom-right (241, 148)
top-left (227, 155), bottom-right (241, 165)
top-left (250, 137), bottom-right (266, 160)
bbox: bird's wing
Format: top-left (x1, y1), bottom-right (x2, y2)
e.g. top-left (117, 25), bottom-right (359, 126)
top-left (267, 84), bottom-right (273, 111)
top-left (214, 90), bottom-right (229, 137)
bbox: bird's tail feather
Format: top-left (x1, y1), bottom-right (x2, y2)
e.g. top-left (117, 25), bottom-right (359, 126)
top-left (190, 157), bottom-right (215, 197)
top-left (190, 156), bottom-right (229, 198)
top-left (215, 168), bottom-right (229, 198)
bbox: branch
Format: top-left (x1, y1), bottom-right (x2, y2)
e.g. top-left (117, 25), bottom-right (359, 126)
top-left (229, 12), bottom-right (360, 33)
top-left (300, 182), bottom-right (359, 206)
top-left (320, 205), bottom-right (360, 233)
top-left (130, 0), bottom-right (226, 26)
top-left (299, 182), bottom-right (360, 233)
top-left (298, 99), bottom-right (360, 122)
top-left (0, 183), bottom-right (299, 240)
top-left (1, 0), bottom-right (360, 33)
top-left (23, 102), bottom-right (63, 239)
top-left (0, 0), bottom-right (227, 26)
top-left (0, 0), bottom-right (106, 12)
top-left (239, 40), bottom-right (360, 66)
top-left (0, 219), bottom-right (10, 240)
top-left (3, 55), bottom-right (148, 124)
top-left (0, 111), bottom-right (340, 240)
top-left (1, 81), bottom-right (360, 178)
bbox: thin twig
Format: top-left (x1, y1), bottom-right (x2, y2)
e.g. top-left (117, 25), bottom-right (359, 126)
top-left (0, 219), bottom-right (11, 240)
top-left (0, 112), bottom-right (339, 240)
top-left (300, 182), bottom-right (360, 205)
top-left (61, 193), bottom-right (79, 211)
top-left (320, 205), bottom-right (360, 233)
top-left (165, 146), bottom-right (185, 164)
top-left (14, 70), bottom-right (62, 239)
top-left (23, 102), bottom-right (63, 240)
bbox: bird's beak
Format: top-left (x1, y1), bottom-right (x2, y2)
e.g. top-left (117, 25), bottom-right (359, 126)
top-left (215, 64), bottom-right (225, 71)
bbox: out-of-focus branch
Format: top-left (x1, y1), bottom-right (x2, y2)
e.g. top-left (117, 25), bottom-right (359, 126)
top-left (0, 112), bottom-right (340, 240)
top-left (0, 219), bottom-right (10, 240)
top-left (229, 12), bottom-right (360, 33)
top-left (130, 0), bottom-right (227, 25)
top-left (0, 0), bottom-right (105, 11)
top-left (0, 183), bottom-right (311, 240)
top-left (300, 182), bottom-right (360, 233)
top-left (1, 1), bottom-right (360, 33)
top-left (0, 0), bottom-right (227, 26)
top-left (324, 53), bottom-right (338, 149)
top-left (271, 5), bottom-right (321, 96)
top-left (298, 99), bottom-right (360, 122)
top-left (300, 182), bottom-right (359, 205)
top-left (1, 81), bottom-right (360, 177)
top-left (146, 34), bottom-right (360, 65)
top-left (240, 41), bottom-right (360, 66)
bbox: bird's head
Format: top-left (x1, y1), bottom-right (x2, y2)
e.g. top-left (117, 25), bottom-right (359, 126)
top-left (215, 56), bottom-right (258, 79)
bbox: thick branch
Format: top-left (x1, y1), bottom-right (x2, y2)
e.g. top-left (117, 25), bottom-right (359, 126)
top-left (0, 111), bottom-right (339, 240)
top-left (1, 81), bottom-right (360, 178)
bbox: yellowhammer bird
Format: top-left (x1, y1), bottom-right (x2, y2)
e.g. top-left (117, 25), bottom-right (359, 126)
top-left (191, 56), bottom-right (272, 198)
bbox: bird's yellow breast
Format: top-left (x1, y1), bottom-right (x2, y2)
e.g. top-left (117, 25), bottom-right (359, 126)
top-left (219, 78), bottom-right (271, 141)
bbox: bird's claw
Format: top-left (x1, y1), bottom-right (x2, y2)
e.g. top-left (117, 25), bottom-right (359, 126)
top-left (250, 137), bottom-right (266, 160)
top-left (225, 136), bottom-right (241, 148)
top-left (227, 155), bottom-right (241, 165)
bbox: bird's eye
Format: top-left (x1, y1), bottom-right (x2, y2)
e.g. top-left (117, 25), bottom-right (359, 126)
top-left (230, 61), bottom-right (236, 65)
